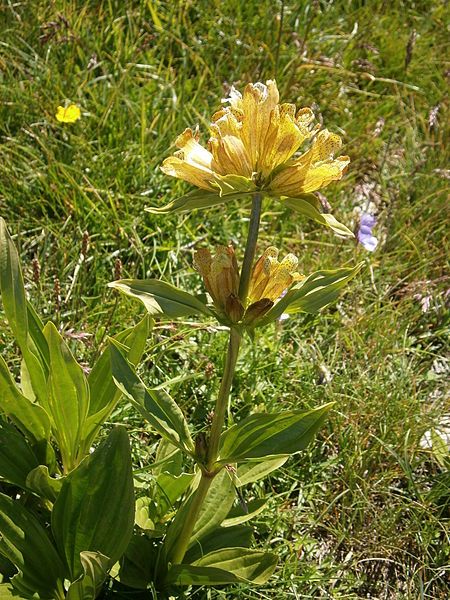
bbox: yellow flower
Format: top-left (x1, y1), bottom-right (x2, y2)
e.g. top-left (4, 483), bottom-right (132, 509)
top-left (56, 104), bottom-right (81, 123)
top-left (161, 80), bottom-right (349, 199)
top-left (194, 244), bottom-right (303, 325)
top-left (194, 245), bottom-right (243, 322)
top-left (248, 247), bottom-right (304, 304)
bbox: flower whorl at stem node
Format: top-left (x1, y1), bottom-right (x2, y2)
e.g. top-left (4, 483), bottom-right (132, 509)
top-left (194, 245), bottom-right (303, 327)
top-left (161, 80), bottom-right (350, 200)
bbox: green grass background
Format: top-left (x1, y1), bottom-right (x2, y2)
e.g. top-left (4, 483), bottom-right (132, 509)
top-left (0, 0), bottom-right (448, 598)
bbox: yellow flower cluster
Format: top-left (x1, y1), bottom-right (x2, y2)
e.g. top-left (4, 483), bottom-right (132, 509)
top-left (161, 80), bottom-right (349, 199)
top-left (194, 244), bottom-right (302, 325)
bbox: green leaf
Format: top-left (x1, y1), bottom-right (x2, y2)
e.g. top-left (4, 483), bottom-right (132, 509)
top-left (0, 584), bottom-right (25, 599)
top-left (167, 548), bottom-right (277, 585)
top-left (26, 466), bottom-right (63, 502)
top-left (0, 219), bottom-right (47, 403)
top-left (279, 194), bottom-right (354, 237)
top-left (44, 322), bottom-right (90, 472)
top-left (0, 218), bottom-right (28, 346)
top-left (110, 341), bottom-right (194, 455)
top-left (218, 404), bottom-right (334, 463)
top-left (66, 551), bottom-right (110, 600)
top-left (235, 457), bottom-right (288, 486)
top-left (51, 427), bottom-right (135, 580)
top-left (222, 498), bottom-right (267, 527)
top-left (184, 525), bottom-right (253, 564)
top-left (163, 469), bottom-right (235, 565)
top-left (109, 278), bottom-right (213, 319)
top-left (0, 492), bottom-right (66, 598)
top-left (0, 354), bottom-right (51, 446)
top-left (0, 420), bottom-right (38, 489)
top-left (257, 263), bottom-right (364, 326)
top-left (80, 315), bottom-right (150, 455)
top-left (145, 188), bottom-right (243, 214)
top-left (26, 302), bottom-right (50, 374)
top-left (114, 534), bottom-right (157, 590)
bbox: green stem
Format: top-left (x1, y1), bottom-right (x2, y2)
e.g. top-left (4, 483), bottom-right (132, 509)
top-left (238, 192), bottom-right (263, 303)
top-left (206, 327), bottom-right (241, 469)
top-left (169, 193), bottom-right (262, 565)
top-left (169, 474), bottom-right (212, 565)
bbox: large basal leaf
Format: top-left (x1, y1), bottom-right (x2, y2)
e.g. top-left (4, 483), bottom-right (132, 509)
top-left (109, 278), bottom-right (213, 319)
top-left (257, 263), bottom-right (364, 326)
top-left (0, 420), bottom-right (38, 489)
top-left (279, 194), bottom-right (354, 237)
top-left (0, 354), bottom-right (51, 446)
top-left (110, 341), bottom-right (194, 455)
top-left (52, 427), bottom-right (134, 580)
top-left (163, 469), bottom-right (235, 566)
top-left (145, 188), bottom-right (244, 214)
top-left (114, 534), bottom-right (158, 590)
top-left (80, 315), bottom-right (150, 455)
top-left (66, 551), bottom-right (110, 600)
top-left (167, 548), bottom-right (277, 586)
top-left (0, 219), bottom-right (47, 403)
top-left (44, 322), bottom-right (90, 472)
top-left (218, 404), bottom-right (334, 464)
top-left (0, 218), bottom-right (28, 346)
top-left (0, 493), bottom-right (66, 598)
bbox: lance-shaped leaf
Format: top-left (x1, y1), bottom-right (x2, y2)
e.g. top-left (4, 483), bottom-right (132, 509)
top-left (166, 548), bottom-right (277, 586)
top-left (235, 457), bottom-right (288, 486)
top-left (218, 404), bottom-right (334, 464)
top-left (0, 354), bottom-right (51, 446)
top-left (0, 218), bottom-right (28, 346)
top-left (222, 498), bottom-right (267, 527)
top-left (256, 263), bottom-right (364, 326)
top-left (44, 322), bottom-right (90, 472)
top-left (110, 341), bottom-right (194, 455)
top-left (79, 315), bottom-right (150, 455)
top-left (162, 468), bottom-right (235, 567)
top-left (0, 493), bottom-right (66, 598)
top-left (66, 551), bottom-right (110, 600)
top-left (146, 188), bottom-right (244, 214)
top-left (279, 194), bottom-right (354, 237)
top-left (109, 278), bottom-right (213, 319)
top-left (51, 427), bottom-right (134, 580)
top-left (184, 525), bottom-right (253, 564)
top-left (0, 420), bottom-right (38, 489)
top-left (0, 219), bottom-right (47, 402)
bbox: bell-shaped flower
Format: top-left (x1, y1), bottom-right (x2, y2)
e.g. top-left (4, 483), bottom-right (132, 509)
top-left (160, 80), bottom-right (349, 207)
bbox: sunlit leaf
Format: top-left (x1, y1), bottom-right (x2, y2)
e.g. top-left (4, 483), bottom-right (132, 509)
top-left (109, 278), bottom-right (213, 319)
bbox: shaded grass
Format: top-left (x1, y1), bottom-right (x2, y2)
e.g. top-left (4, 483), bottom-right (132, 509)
top-left (1, 0), bottom-right (449, 597)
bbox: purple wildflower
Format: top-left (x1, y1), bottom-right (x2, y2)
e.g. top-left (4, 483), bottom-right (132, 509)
top-left (357, 212), bottom-right (378, 251)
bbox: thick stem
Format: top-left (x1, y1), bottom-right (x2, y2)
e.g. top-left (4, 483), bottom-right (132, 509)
top-left (238, 192), bottom-right (263, 304)
top-left (169, 193), bottom-right (262, 565)
top-left (169, 474), bottom-right (212, 565)
top-left (206, 327), bottom-right (241, 469)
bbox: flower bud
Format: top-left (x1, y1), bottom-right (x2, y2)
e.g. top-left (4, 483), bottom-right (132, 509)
top-left (225, 293), bottom-right (245, 323)
top-left (194, 244), bottom-right (240, 320)
top-left (242, 298), bottom-right (274, 326)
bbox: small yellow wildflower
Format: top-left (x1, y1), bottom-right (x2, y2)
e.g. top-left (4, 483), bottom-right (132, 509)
top-left (56, 104), bottom-right (81, 123)
top-left (161, 80), bottom-right (349, 199)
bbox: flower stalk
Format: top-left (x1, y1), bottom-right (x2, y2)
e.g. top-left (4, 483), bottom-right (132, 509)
top-left (169, 194), bottom-right (262, 565)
